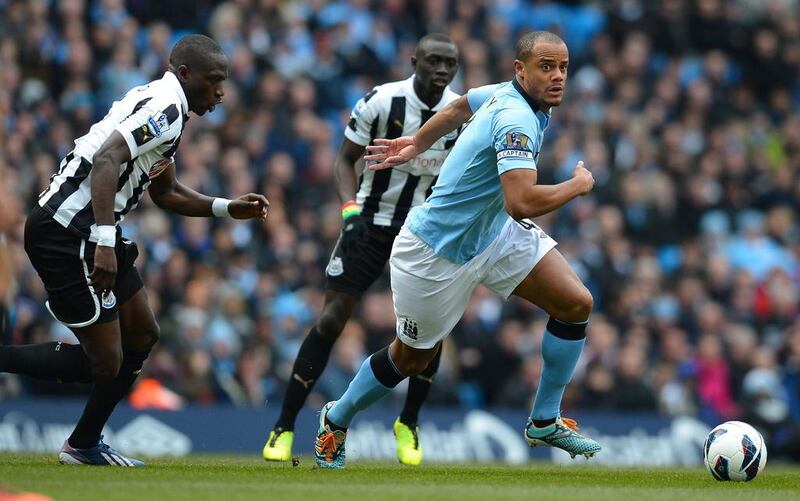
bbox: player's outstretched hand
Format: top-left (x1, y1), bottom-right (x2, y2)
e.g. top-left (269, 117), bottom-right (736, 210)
top-left (229, 193), bottom-right (270, 220)
top-left (573, 161), bottom-right (595, 195)
top-left (364, 136), bottom-right (418, 170)
top-left (90, 246), bottom-right (117, 295)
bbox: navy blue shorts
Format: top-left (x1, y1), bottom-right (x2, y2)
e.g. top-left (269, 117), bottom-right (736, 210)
top-left (325, 223), bottom-right (399, 298)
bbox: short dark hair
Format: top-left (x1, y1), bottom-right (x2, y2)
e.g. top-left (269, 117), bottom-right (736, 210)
top-left (169, 34), bottom-right (224, 68)
top-left (418, 33), bottom-right (454, 46)
top-left (515, 31), bottom-right (565, 61)
top-left (416, 33), bottom-right (456, 57)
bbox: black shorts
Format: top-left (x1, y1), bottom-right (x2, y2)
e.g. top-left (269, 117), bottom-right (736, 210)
top-left (24, 206), bottom-right (143, 327)
top-left (325, 223), bottom-right (399, 298)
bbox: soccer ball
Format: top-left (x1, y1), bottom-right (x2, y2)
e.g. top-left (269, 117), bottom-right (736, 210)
top-left (703, 421), bottom-right (767, 482)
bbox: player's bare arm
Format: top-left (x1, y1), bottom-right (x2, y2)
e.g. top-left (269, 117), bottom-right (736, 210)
top-left (500, 161), bottom-right (594, 220)
top-left (364, 94), bottom-right (473, 170)
top-left (147, 158), bottom-right (268, 220)
top-left (334, 138), bottom-right (367, 204)
top-left (89, 131), bottom-right (131, 292)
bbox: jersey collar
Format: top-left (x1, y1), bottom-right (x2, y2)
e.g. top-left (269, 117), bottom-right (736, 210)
top-left (163, 71), bottom-right (189, 116)
top-left (512, 78), bottom-right (551, 126)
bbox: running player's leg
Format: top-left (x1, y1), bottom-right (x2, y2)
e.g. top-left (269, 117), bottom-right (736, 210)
top-left (0, 340), bottom-right (94, 383)
top-left (59, 238), bottom-right (151, 466)
top-left (513, 248), bottom-right (592, 418)
top-left (68, 288), bottom-right (157, 449)
top-left (511, 249), bottom-right (600, 457)
top-left (483, 220), bottom-right (599, 458)
top-left (315, 227), bottom-right (473, 468)
top-left (316, 339), bottom-right (440, 469)
top-left (64, 319), bottom-right (124, 449)
top-left (326, 339), bottom-right (441, 430)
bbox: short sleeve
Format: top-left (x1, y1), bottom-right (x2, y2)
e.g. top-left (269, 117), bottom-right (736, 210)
top-left (492, 107), bottom-right (541, 174)
top-left (343, 88), bottom-right (382, 146)
top-left (115, 100), bottom-right (182, 159)
top-left (467, 84), bottom-right (499, 113)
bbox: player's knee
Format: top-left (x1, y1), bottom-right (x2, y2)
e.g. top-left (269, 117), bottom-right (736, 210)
top-left (141, 323), bottom-right (160, 351)
top-left (557, 287), bottom-right (593, 323)
top-left (90, 352), bottom-right (122, 381)
top-left (126, 322), bottom-right (160, 353)
top-left (316, 311), bottom-right (345, 342)
top-left (571, 287), bottom-right (594, 321)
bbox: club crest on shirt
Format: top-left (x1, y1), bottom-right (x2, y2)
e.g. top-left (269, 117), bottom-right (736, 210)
top-left (101, 290), bottom-right (117, 309)
top-left (326, 256), bottom-right (344, 277)
top-left (400, 318), bottom-right (418, 340)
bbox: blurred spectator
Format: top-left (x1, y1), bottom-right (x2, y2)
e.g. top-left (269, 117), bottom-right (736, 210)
top-left (2, 0), bottom-right (800, 460)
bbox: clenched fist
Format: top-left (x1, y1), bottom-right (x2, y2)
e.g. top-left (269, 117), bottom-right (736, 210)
top-left (229, 193), bottom-right (270, 220)
top-left (572, 161), bottom-right (594, 196)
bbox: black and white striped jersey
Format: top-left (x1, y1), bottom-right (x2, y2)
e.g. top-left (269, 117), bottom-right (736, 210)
top-left (38, 71), bottom-right (188, 240)
top-left (345, 76), bottom-right (460, 228)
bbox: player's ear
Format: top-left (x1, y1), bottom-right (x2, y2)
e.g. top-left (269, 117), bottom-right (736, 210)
top-left (513, 59), bottom-right (525, 79)
top-left (176, 64), bottom-right (191, 83)
top-left (411, 56), bottom-right (417, 69)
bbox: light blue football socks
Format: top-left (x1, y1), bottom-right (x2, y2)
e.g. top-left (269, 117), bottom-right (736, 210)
top-left (531, 318), bottom-right (587, 421)
top-left (327, 345), bottom-right (406, 427)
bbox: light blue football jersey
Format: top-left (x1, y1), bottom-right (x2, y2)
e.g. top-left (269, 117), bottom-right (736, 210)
top-left (405, 79), bottom-right (551, 264)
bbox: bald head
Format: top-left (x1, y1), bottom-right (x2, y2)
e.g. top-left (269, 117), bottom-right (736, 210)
top-left (516, 31), bottom-right (565, 61)
top-left (169, 34), bottom-right (225, 70)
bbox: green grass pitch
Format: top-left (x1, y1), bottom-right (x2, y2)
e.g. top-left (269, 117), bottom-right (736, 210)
top-left (1, 454), bottom-right (798, 500)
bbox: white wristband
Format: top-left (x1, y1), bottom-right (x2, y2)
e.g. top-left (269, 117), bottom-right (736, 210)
top-left (212, 197), bottom-right (232, 217)
top-left (94, 225), bottom-right (116, 248)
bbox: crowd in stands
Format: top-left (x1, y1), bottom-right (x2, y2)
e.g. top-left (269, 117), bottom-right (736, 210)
top-left (1, 0), bottom-right (799, 460)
